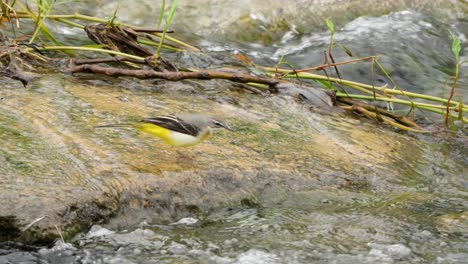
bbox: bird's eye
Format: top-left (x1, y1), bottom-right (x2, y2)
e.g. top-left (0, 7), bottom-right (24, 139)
top-left (210, 119), bottom-right (232, 131)
top-left (213, 121), bottom-right (224, 127)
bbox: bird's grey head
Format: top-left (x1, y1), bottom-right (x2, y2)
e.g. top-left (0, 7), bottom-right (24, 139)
top-left (208, 118), bottom-right (233, 131)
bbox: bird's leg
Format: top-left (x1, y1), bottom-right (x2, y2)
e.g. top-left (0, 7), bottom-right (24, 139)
top-left (175, 150), bottom-right (195, 164)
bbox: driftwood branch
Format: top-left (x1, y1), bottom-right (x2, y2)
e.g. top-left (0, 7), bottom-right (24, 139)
top-left (346, 105), bottom-right (425, 132)
top-left (338, 97), bottom-right (422, 129)
top-left (69, 64), bottom-right (283, 86)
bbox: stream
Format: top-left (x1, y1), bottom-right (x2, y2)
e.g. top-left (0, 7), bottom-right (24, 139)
top-left (1, 0), bottom-right (467, 263)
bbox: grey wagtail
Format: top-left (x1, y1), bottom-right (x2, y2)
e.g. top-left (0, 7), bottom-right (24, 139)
top-left (95, 114), bottom-right (232, 147)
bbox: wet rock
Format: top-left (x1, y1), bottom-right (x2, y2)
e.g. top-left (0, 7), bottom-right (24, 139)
top-left (0, 72), bottom-right (465, 245)
top-left (273, 82), bottom-right (336, 111)
top-left (368, 243), bottom-right (412, 260)
top-left (435, 211), bottom-right (468, 236)
top-left (0, 251), bottom-right (42, 264)
top-left (85, 225), bottom-right (115, 239)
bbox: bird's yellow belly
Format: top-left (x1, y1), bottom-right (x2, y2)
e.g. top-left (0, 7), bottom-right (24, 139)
top-left (166, 131), bottom-right (202, 147)
top-left (136, 123), bottom-right (209, 147)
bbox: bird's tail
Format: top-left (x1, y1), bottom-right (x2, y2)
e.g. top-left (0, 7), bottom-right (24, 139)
top-left (94, 123), bottom-right (134, 129)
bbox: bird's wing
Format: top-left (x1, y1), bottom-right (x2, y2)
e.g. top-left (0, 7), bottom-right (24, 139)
top-left (140, 115), bottom-right (200, 136)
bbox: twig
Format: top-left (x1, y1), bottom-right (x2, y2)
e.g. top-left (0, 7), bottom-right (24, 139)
top-left (55, 224), bottom-right (65, 243)
top-left (445, 76), bottom-right (458, 126)
top-left (338, 98), bottom-right (423, 129)
top-left (69, 64), bottom-right (283, 85)
top-left (22, 215), bottom-right (48, 231)
top-left (291, 56), bottom-right (376, 73)
top-left (133, 29), bottom-right (174, 33)
top-left (346, 105), bottom-right (429, 132)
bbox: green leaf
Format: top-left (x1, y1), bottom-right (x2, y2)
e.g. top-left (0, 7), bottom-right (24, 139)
top-left (165, 0), bottom-right (178, 26)
top-left (108, 1), bottom-right (120, 26)
top-left (277, 54), bottom-right (285, 65)
top-left (337, 43), bottom-right (353, 57)
top-left (154, 0), bottom-right (178, 58)
top-left (449, 114), bottom-right (457, 132)
top-left (16, 1), bottom-right (76, 56)
top-left (448, 29), bottom-right (461, 62)
top-left (325, 18), bottom-right (334, 34)
top-left (157, 0), bottom-right (166, 28)
top-left (315, 79), bottom-right (334, 90)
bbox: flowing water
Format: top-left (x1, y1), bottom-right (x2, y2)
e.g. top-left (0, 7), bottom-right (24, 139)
top-left (1, 0), bottom-right (467, 263)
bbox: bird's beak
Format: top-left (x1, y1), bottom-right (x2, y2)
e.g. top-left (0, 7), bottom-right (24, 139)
top-left (221, 124), bottom-right (234, 132)
top-left (211, 119), bottom-right (234, 131)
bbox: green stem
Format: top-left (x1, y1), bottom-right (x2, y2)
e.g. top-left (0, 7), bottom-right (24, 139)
top-left (247, 82), bottom-right (269, 89)
top-left (11, 12), bottom-right (199, 51)
top-left (30, 46), bottom-right (145, 61)
top-left (137, 39), bottom-right (180, 52)
top-left (54, 18), bottom-right (84, 29)
top-left (337, 93), bottom-right (467, 123)
top-left (262, 66), bottom-right (466, 109)
top-left (337, 93), bottom-right (452, 110)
